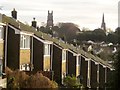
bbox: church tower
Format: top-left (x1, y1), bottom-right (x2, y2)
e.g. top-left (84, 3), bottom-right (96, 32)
top-left (101, 13), bottom-right (106, 32)
top-left (47, 10), bottom-right (53, 29)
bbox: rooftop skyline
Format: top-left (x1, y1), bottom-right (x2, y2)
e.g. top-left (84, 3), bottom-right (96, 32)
top-left (0, 0), bottom-right (119, 31)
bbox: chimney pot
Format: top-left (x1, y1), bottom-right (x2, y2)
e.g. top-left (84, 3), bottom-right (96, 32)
top-left (32, 17), bottom-right (37, 28)
top-left (11, 8), bottom-right (17, 19)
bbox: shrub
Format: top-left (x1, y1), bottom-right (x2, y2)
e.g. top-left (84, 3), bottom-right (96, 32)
top-left (5, 67), bottom-right (58, 88)
top-left (63, 75), bottom-right (82, 88)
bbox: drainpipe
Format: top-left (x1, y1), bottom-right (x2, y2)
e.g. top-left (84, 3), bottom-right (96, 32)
top-left (4, 24), bottom-right (8, 69)
top-left (50, 44), bottom-right (53, 71)
top-left (30, 36), bottom-right (34, 71)
top-left (50, 44), bottom-right (54, 80)
top-left (105, 67), bottom-right (107, 89)
top-left (66, 51), bottom-right (68, 75)
top-left (97, 64), bottom-right (100, 89)
top-left (87, 60), bottom-right (91, 88)
top-left (105, 67), bottom-right (107, 83)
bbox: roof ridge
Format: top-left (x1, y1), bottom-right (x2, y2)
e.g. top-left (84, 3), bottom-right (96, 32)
top-left (1, 13), bottom-right (112, 69)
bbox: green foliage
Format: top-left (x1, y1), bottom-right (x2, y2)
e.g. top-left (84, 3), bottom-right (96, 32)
top-left (107, 49), bottom-right (120, 89)
top-left (76, 27), bottom-right (120, 44)
top-left (107, 33), bottom-right (117, 44)
top-left (77, 28), bottom-right (106, 42)
top-left (115, 27), bottom-right (120, 44)
top-left (56, 23), bottom-right (80, 42)
top-left (5, 67), bottom-right (58, 88)
top-left (63, 75), bottom-right (82, 88)
top-left (113, 50), bottom-right (120, 89)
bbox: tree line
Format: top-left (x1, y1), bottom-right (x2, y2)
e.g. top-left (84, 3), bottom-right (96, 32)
top-left (77, 27), bottom-right (120, 44)
top-left (38, 23), bottom-right (120, 45)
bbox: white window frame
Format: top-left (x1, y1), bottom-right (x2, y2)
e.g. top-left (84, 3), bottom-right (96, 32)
top-left (20, 34), bottom-right (30, 49)
top-left (62, 50), bottom-right (66, 62)
top-left (44, 44), bottom-right (50, 56)
top-left (0, 25), bottom-right (3, 40)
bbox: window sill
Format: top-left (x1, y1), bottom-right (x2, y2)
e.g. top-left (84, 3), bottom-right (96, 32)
top-left (44, 55), bottom-right (50, 57)
top-left (0, 39), bottom-right (4, 42)
top-left (20, 48), bottom-right (30, 50)
top-left (62, 60), bottom-right (66, 63)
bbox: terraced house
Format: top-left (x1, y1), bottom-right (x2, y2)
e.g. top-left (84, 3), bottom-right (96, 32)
top-left (0, 9), bottom-right (113, 88)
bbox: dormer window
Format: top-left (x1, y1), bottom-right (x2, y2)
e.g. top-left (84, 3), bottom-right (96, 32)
top-left (0, 26), bottom-right (3, 40)
top-left (44, 44), bottom-right (50, 55)
top-left (20, 34), bottom-right (30, 49)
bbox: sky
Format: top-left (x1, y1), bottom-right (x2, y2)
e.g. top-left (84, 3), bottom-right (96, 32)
top-left (0, 0), bottom-right (119, 31)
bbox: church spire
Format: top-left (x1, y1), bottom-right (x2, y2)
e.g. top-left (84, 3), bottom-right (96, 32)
top-left (101, 13), bottom-right (106, 32)
top-left (102, 13), bottom-right (104, 23)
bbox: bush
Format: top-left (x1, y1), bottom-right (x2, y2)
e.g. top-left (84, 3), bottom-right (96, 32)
top-left (5, 67), bottom-right (58, 88)
top-left (63, 75), bottom-right (82, 88)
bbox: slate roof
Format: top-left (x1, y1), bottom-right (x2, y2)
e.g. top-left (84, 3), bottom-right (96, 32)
top-left (0, 13), bottom-right (113, 69)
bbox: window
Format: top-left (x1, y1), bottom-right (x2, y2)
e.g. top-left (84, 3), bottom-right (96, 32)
top-left (44, 44), bottom-right (50, 55)
top-left (20, 35), bottom-right (30, 49)
top-left (0, 26), bottom-right (3, 40)
top-left (62, 50), bottom-right (66, 61)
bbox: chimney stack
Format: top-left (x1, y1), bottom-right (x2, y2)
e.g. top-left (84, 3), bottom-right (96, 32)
top-left (11, 8), bottom-right (17, 19)
top-left (31, 17), bottom-right (37, 28)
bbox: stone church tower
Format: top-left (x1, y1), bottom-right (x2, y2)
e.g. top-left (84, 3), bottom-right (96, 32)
top-left (101, 13), bottom-right (106, 32)
top-left (47, 10), bottom-right (53, 29)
